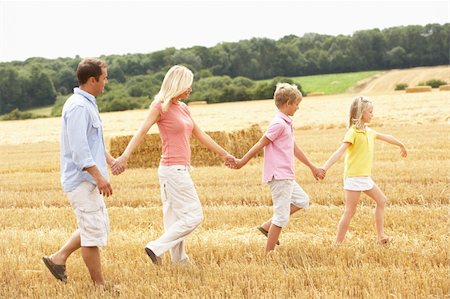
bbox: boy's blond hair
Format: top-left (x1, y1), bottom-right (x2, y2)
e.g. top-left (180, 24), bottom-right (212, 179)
top-left (274, 83), bottom-right (302, 108)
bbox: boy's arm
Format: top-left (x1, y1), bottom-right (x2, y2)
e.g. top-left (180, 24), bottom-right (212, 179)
top-left (376, 133), bottom-right (407, 157)
top-left (235, 135), bottom-right (271, 169)
top-left (294, 143), bottom-right (323, 179)
top-left (322, 142), bottom-right (350, 171)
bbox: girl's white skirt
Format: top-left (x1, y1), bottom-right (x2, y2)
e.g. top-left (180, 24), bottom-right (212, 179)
top-left (344, 176), bottom-right (375, 191)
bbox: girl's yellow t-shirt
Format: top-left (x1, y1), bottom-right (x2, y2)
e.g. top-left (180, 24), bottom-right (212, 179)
top-left (343, 126), bottom-right (377, 177)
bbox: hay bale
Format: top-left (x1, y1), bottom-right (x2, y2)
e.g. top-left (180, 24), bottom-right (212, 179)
top-left (405, 86), bottom-right (432, 93)
top-left (188, 101), bottom-right (208, 105)
top-left (109, 124), bottom-right (263, 168)
top-left (439, 84), bottom-right (450, 91)
top-left (307, 92), bottom-right (325, 97)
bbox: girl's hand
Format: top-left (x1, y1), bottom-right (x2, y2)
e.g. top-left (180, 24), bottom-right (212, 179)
top-left (399, 145), bottom-right (407, 157)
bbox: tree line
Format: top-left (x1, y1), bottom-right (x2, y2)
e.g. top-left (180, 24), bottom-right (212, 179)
top-left (0, 23), bottom-right (448, 116)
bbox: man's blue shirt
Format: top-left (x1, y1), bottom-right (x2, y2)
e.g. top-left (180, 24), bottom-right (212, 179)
top-left (60, 88), bottom-right (108, 192)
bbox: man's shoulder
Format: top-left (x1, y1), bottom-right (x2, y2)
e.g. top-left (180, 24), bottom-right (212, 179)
top-left (62, 94), bottom-right (91, 117)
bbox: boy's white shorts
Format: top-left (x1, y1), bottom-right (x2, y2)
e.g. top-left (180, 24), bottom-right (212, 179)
top-left (67, 181), bottom-right (109, 247)
top-left (268, 179), bottom-right (309, 228)
top-left (344, 176), bottom-right (375, 191)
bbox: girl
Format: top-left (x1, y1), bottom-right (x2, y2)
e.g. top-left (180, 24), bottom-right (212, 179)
top-left (321, 96), bottom-right (407, 245)
top-left (112, 65), bottom-right (235, 264)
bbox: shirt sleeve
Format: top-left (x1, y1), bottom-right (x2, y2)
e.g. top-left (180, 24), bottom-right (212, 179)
top-left (265, 121), bottom-right (284, 142)
top-left (66, 105), bottom-right (96, 170)
top-left (368, 128), bottom-right (377, 139)
top-left (343, 128), bottom-right (355, 144)
top-left (181, 102), bottom-right (191, 116)
top-left (151, 101), bottom-right (164, 120)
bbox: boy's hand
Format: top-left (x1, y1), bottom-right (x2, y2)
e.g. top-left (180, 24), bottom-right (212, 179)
top-left (234, 158), bottom-right (245, 169)
top-left (399, 145), bottom-right (407, 157)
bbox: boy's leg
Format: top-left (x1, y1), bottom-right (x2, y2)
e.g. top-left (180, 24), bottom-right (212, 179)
top-left (49, 229), bottom-right (81, 265)
top-left (81, 246), bottom-right (104, 285)
top-left (266, 224), bottom-right (282, 253)
top-left (335, 190), bottom-right (361, 244)
top-left (363, 184), bottom-right (388, 242)
top-left (266, 180), bottom-right (293, 253)
top-left (260, 204), bottom-right (301, 232)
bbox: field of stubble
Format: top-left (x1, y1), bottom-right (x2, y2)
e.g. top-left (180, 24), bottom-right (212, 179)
top-left (0, 91), bottom-right (449, 298)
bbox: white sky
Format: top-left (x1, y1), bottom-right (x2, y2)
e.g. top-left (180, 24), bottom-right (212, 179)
top-left (0, 0), bottom-right (448, 62)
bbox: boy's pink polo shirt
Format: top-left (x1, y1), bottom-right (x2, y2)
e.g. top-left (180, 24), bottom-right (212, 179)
top-left (152, 101), bottom-right (194, 166)
top-left (263, 111), bottom-right (295, 183)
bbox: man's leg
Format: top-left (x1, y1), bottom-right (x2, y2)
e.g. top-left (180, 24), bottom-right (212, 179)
top-left (81, 246), bottom-right (104, 285)
top-left (49, 229), bottom-right (81, 265)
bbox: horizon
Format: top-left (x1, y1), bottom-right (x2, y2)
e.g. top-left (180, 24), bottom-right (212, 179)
top-left (1, 0), bottom-right (449, 63)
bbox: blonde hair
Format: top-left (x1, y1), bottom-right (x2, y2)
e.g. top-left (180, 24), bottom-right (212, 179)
top-left (274, 83), bottom-right (302, 108)
top-left (348, 95), bottom-right (373, 129)
top-left (154, 65), bottom-right (194, 112)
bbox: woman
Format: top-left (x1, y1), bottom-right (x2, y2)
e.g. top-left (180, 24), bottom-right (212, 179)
top-left (112, 65), bottom-right (234, 265)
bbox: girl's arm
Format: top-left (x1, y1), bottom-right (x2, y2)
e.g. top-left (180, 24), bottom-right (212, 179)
top-left (376, 133), bottom-right (407, 157)
top-left (294, 142), bottom-right (324, 179)
top-left (235, 135), bottom-right (271, 169)
top-left (111, 106), bottom-right (160, 174)
top-left (322, 142), bottom-right (350, 171)
top-left (192, 120), bottom-right (235, 162)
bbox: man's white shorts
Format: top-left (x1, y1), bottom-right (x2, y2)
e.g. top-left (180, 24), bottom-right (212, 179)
top-left (344, 176), bottom-right (375, 191)
top-left (67, 181), bottom-right (109, 247)
top-left (268, 179), bottom-right (309, 228)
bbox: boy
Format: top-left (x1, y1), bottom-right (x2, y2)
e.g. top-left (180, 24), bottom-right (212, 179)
top-left (232, 83), bottom-right (324, 253)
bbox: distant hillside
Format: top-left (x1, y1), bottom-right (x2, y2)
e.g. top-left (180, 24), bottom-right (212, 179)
top-left (356, 65), bottom-right (449, 93)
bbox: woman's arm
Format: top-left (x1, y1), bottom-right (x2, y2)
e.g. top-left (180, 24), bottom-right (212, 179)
top-left (192, 120), bottom-right (235, 161)
top-left (321, 142), bottom-right (350, 171)
top-left (111, 106), bottom-right (160, 174)
top-left (376, 133), bottom-right (407, 157)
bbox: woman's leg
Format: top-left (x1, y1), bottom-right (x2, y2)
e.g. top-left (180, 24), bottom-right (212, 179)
top-left (335, 190), bottom-right (361, 244)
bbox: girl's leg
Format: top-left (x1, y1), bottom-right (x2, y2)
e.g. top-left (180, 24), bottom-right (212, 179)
top-left (261, 204), bottom-right (300, 231)
top-left (363, 184), bottom-right (389, 242)
top-left (335, 190), bottom-right (361, 244)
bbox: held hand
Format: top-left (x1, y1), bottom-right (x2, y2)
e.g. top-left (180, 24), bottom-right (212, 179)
top-left (223, 154), bottom-right (237, 169)
top-left (111, 155), bottom-right (128, 175)
top-left (316, 168), bottom-right (326, 180)
top-left (96, 176), bottom-right (112, 197)
top-left (234, 158), bottom-right (245, 169)
top-left (399, 145), bottom-right (407, 157)
top-left (311, 166), bottom-right (325, 180)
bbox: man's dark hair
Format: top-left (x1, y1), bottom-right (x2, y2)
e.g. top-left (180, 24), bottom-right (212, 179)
top-left (76, 58), bottom-right (107, 85)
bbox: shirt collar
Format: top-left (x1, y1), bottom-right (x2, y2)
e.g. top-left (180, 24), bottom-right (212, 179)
top-left (74, 87), bottom-right (97, 105)
top-left (276, 111), bottom-right (293, 125)
top-left (352, 125), bottom-right (368, 133)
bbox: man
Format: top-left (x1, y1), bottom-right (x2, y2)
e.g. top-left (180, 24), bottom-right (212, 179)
top-left (42, 58), bottom-right (115, 287)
